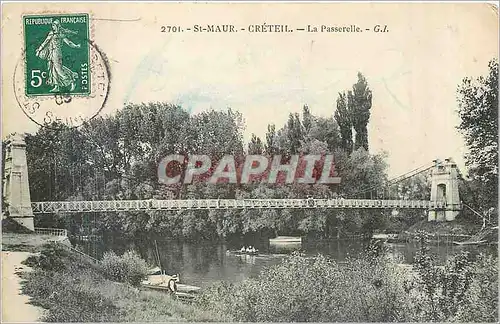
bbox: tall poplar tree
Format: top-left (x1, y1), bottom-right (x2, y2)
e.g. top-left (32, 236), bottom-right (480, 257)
top-left (265, 124), bottom-right (278, 155)
top-left (334, 92), bottom-right (353, 153)
top-left (302, 105), bottom-right (313, 133)
top-left (348, 73), bottom-right (372, 151)
top-left (286, 112), bottom-right (304, 154)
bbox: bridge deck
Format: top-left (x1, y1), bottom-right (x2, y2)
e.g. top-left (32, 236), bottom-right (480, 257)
top-left (31, 199), bottom-right (445, 214)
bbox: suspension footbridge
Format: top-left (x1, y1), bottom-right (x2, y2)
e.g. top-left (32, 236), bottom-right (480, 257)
top-left (3, 133), bottom-right (461, 231)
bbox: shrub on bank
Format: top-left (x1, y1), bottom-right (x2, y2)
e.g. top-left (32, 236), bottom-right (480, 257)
top-left (197, 240), bottom-right (498, 322)
top-left (409, 233), bottom-right (499, 322)
top-left (23, 242), bottom-right (70, 270)
top-left (197, 248), bottom-right (414, 322)
top-left (100, 250), bottom-right (149, 286)
top-left (19, 243), bottom-right (224, 322)
top-left (454, 253), bottom-right (499, 322)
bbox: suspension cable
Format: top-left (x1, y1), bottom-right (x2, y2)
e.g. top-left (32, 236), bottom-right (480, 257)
top-left (386, 163), bottom-right (434, 184)
top-left (462, 202), bottom-right (494, 226)
top-left (351, 162), bottom-right (434, 197)
top-left (386, 165), bottom-right (434, 187)
top-left (351, 162), bottom-right (433, 196)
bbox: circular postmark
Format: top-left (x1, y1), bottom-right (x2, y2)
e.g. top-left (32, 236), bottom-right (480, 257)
top-left (13, 38), bottom-right (110, 129)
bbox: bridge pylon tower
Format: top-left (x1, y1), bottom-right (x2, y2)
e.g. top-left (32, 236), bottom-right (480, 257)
top-left (2, 133), bottom-right (35, 231)
top-left (428, 158), bottom-right (461, 222)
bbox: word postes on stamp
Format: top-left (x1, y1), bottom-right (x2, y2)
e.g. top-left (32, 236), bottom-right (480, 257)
top-left (14, 13), bottom-right (110, 128)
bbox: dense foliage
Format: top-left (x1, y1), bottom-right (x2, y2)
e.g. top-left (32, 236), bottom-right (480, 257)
top-left (409, 233), bottom-right (498, 322)
top-left (100, 250), bottom-right (149, 286)
top-left (6, 61), bottom-right (496, 238)
top-left (457, 59), bottom-right (498, 223)
top-left (13, 73), bottom-right (420, 240)
top-left (197, 247), bottom-right (411, 322)
top-left (196, 239), bottom-right (498, 322)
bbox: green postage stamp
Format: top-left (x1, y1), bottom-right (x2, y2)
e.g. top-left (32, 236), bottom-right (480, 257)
top-left (23, 13), bottom-right (90, 96)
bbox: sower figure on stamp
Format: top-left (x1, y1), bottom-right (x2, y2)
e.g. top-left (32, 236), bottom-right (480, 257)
top-left (35, 20), bottom-right (80, 92)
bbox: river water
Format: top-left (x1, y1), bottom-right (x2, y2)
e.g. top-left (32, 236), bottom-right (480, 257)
top-left (76, 236), bottom-right (497, 288)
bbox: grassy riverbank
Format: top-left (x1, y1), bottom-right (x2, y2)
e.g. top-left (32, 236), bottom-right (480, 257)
top-left (15, 238), bottom-right (498, 322)
top-left (2, 233), bottom-right (56, 252)
top-left (18, 243), bottom-right (225, 322)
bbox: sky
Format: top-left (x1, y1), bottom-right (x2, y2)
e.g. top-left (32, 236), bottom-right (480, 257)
top-left (2, 2), bottom-right (498, 177)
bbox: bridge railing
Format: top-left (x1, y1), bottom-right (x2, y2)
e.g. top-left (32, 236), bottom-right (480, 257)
top-left (34, 227), bottom-right (68, 237)
top-left (31, 198), bottom-right (447, 214)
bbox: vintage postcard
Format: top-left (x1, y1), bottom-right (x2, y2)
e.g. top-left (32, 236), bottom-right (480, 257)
top-left (1, 2), bottom-right (498, 323)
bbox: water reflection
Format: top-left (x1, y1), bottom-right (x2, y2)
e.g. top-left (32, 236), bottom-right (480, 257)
top-left (235, 254), bottom-right (256, 265)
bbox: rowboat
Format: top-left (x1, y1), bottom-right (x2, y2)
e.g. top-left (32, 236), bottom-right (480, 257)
top-left (227, 249), bottom-right (259, 256)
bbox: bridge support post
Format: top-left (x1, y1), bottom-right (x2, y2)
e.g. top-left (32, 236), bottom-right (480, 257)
top-left (428, 158), bottom-right (461, 222)
top-left (2, 133), bottom-right (35, 231)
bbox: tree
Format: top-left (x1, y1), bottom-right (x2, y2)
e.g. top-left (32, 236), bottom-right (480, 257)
top-left (286, 113), bottom-right (304, 154)
top-left (348, 73), bottom-right (372, 151)
top-left (395, 173), bottom-right (431, 200)
top-left (248, 134), bottom-right (264, 154)
top-left (265, 124), bottom-right (278, 155)
top-left (20, 99), bottom-right (392, 240)
top-left (457, 59), bottom-right (498, 211)
top-left (334, 92), bottom-right (353, 153)
top-left (309, 117), bottom-right (341, 153)
top-left (302, 105), bottom-right (313, 133)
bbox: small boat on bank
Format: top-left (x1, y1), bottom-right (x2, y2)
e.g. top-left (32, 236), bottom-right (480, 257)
top-left (453, 240), bottom-right (488, 246)
top-left (141, 273), bottom-right (180, 292)
top-left (142, 240), bottom-right (199, 301)
top-left (141, 274), bottom-right (201, 302)
top-left (147, 266), bottom-right (162, 275)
